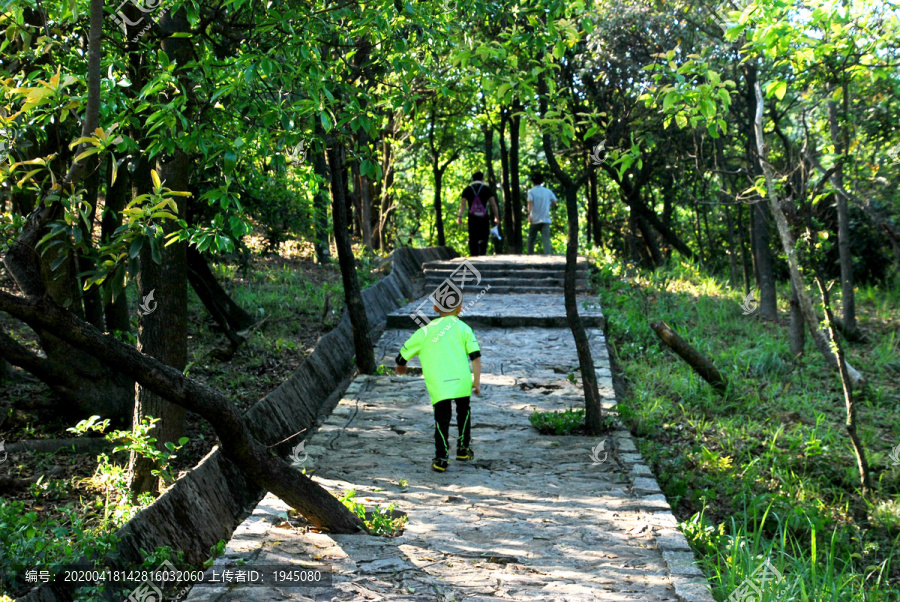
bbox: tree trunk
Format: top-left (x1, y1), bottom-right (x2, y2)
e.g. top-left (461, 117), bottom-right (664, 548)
top-left (626, 211), bottom-right (641, 263)
top-left (537, 85), bottom-right (603, 433)
top-left (827, 96), bottom-right (858, 338)
top-left (744, 65), bottom-right (778, 320)
top-left (0, 356), bottom-right (13, 382)
top-left (129, 149), bottom-right (190, 497)
top-left (650, 321), bottom-right (728, 394)
top-left (312, 126), bottom-right (333, 263)
top-left (692, 194), bottom-right (705, 263)
top-left (737, 203), bottom-right (751, 293)
top-left (327, 137), bottom-right (376, 375)
top-left (559, 181), bottom-right (603, 431)
top-left (433, 162), bottom-right (445, 247)
top-left (0, 291), bottom-right (365, 532)
top-left (620, 186), bottom-right (694, 260)
top-left (375, 114), bottom-right (396, 251)
top-left (101, 160), bottom-right (132, 334)
top-left (78, 165), bottom-right (105, 329)
top-left (750, 202), bottom-right (777, 319)
top-left (484, 123), bottom-right (496, 185)
top-left (753, 81), bottom-right (864, 390)
top-left (484, 123), bottom-right (501, 253)
top-left (789, 279), bottom-right (805, 356)
top-left (812, 273), bottom-right (871, 495)
top-left (128, 9), bottom-right (192, 496)
top-left (588, 168), bottom-right (600, 247)
top-left (725, 205), bottom-right (740, 288)
top-left (498, 113), bottom-right (513, 252)
top-left (637, 214), bottom-right (663, 268)
top-left (357, 131), bottom-right (374, 252)
top-left (509, 103), bottom-right (523, 253)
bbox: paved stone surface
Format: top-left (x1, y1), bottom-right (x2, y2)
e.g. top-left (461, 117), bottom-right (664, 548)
top-left (184, 295), bottom-right (714, 602)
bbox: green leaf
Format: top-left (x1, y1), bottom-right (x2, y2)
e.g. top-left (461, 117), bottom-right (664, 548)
top-left (223, 151), bottom-right (237, 175)
top-left (663, 90), bottom-right (679, 112)
top-left (766, 80), bottom-right (787, 101)
top-left (319, 112), bottom-right (333, 132)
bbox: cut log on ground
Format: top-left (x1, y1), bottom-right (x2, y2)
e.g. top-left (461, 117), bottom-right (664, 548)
top-left (650, 321), bottom-right (728, 394)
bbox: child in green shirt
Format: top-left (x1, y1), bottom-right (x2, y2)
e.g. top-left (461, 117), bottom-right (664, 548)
top-left (395, 295), bottom-right (482, 472)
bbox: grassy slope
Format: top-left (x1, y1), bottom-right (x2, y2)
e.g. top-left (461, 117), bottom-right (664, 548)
top-left (591, 253), bottom-right (900, 601)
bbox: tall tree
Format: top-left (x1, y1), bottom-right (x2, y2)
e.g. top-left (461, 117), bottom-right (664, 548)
top-left (326, 134), bottom-right (376, 375)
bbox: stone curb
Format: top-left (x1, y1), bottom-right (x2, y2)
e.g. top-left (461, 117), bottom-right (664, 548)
top-left (598, 329), bottom-right (716, 602)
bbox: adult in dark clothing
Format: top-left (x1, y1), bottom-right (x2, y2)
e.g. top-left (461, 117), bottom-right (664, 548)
top-left (457, 171), bottom-right (500, 256)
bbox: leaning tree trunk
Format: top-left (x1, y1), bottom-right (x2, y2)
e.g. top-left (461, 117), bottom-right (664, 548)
top-left (650, 321), bottom-right (728, 394)
top-left (753, 82), bottom-right (864, 390)
top-left (789, 279), bottom-right (806, 356)
top-left (0, 291), bottom-right (365, 532)
top-left (812, 272), bottom-right (871, 495)
top-left (186, 246), bottom-right (254, 348)
top-left (326, 137), bottom-right (377, 375)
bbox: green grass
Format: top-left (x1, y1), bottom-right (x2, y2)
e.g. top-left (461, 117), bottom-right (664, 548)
top-left (589, 251), bottom-right (900, 601)
top-left (529, 407), bottom-right (586, 435)
top-left (339, 489), bottom-right (407, 536)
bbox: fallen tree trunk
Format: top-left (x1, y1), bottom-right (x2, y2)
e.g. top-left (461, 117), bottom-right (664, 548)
top-left (650, 321), bottom-right (728, 394)
top-left (0, 291), bottom-right (364, 533)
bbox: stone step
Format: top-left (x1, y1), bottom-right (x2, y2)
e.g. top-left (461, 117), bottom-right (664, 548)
top-left (424, 268), bottom-right (588, 279)
top-left (423, 260), bottom-right (591, 272)
top-left (386, 292), bottom-right (604, 330)
top-left (424, 276), bottom-right (588, 288)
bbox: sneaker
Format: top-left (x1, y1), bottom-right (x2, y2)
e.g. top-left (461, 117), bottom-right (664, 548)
top-left (456, 447), bottom-right (474, 461)
top-left (432, 458), bottom-right (449, 472)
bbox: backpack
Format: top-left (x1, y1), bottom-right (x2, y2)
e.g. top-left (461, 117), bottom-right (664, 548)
top-left (468, 183), bottom-right (487, 217)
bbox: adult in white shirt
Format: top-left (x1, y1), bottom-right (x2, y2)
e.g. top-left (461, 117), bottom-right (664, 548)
top-left (526, 173), bottom-right (558, 254)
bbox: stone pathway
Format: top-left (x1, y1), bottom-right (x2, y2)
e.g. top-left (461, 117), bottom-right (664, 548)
top-left (184, 295), bottom-right (715, 602)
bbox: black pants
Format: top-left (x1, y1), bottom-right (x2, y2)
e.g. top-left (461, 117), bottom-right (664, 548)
top-left (467, 218), bottom-right (490, 256)
top-left (433, 396), bottom-right (471, 460)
